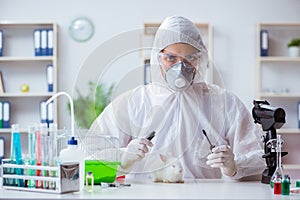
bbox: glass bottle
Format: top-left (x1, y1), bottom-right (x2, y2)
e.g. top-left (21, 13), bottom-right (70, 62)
top-left (281, 174), bottom-right (290, 195)
top-left (270, 134), bottom-right (284, 194)
top-left (86, 171), bottom-right (94, 192)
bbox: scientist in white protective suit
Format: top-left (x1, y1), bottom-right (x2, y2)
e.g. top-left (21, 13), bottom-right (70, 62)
top-left (88, 15), bottom-right (266, 180)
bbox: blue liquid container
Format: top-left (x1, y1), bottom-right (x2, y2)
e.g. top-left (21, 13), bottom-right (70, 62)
top-left (10, 124), bottom-right (24, 187)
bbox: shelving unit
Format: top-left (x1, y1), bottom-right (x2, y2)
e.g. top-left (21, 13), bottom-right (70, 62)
top-left (256, 22), bottom-right (300, 178)
top-left (0, 22), bottom-right (58, 158)
top-left (141, 22), bottom-right (214, 84)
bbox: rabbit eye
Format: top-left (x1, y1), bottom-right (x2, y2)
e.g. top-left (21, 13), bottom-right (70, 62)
top-left (172, 165), bottom-right (175, 168)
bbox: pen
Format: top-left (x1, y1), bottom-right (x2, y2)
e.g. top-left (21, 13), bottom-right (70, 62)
top-left (146, 131), bottom-right (156, 141)
top-left (202, 129), bottom-right (215, 152)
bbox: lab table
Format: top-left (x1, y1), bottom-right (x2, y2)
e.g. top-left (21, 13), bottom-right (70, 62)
top-left (0, 179), bottom-right (299, 199)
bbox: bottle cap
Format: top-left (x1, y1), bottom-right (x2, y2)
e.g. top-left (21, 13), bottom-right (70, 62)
top-left (68, 136), bottom-right (78, 145)
top-left (87, 171), bottom-right (93, 176)
top-left (283, 174), bottom-right (290, 180)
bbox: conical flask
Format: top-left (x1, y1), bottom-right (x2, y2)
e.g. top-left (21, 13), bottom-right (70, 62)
top-left (270, 134), bottom-right (284, 189)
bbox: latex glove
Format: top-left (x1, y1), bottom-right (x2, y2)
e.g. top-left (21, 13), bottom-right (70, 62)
top-left (206, 145), bottom-right (237, 177)
top-left (120, 138), bottom-right (153, 170)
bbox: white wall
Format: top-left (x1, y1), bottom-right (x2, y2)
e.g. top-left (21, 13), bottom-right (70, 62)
top-left (1, 0), bottom-right (300, 130)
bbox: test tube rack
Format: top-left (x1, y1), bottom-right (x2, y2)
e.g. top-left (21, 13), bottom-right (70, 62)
top-left (1, 159), bottom-right (80, 194)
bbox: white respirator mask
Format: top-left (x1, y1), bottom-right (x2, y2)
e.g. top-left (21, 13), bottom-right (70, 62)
top-left (165, 61), bottom-right (196, 91)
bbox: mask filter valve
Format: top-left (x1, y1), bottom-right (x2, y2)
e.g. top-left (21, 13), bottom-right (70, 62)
top-left (175, 78), bottom-right (186, 88)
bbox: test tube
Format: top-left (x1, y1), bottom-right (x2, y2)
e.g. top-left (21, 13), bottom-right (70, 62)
top-left (40, 123), bottom-right (49, 189)
top-left (35, 125), bottom-right (42, 188)
top-left (27, 124), bottom-right (37, 188)
top-left (10, 124), bottom-right (24, 187)
top-left (48, 123), bottom-right (57, 190)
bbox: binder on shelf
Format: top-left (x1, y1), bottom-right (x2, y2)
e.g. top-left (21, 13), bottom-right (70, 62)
top-left (144, 59), bottom-right (150, 85)
top-left (298, 101), bottom-right (300, 129)
top-left (0, 30), bottom-right (3, 56)
top-left (260, 30), bottom-right (269, 56)
top-left (3, 101), bottom-right (10, 128)
top-left (0, 136), bottom-right (4, 163)
top-left (40, 101), bottom-right (47, 124)
top-left (47, 101), bottom-right (54, 126)
top-left (46, 64), bottom-right (54, 92)
top-left (33, 29), bottom-right (41, 56)
top-left (0, 71), bottom-right (5, 93)
top-left (47, 29), bottom-right (54, 56)
top-left (40, 29), bottom-right (48, 56)
top-left (0, 101), bottom-right (3, 128)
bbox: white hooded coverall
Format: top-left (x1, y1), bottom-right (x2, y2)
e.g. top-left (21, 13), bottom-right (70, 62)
top-left (88, 16), bottom-right (266, 180)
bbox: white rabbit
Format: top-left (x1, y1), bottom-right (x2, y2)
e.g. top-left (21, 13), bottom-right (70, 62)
top-left (151, 154), bottom-right (184, 183)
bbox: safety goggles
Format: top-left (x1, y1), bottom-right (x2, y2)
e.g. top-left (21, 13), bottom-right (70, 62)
top-left (158, 51), bottom-right (201, 67)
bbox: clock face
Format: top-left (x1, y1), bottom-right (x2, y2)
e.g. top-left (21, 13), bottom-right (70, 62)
top-left (69, 17), bottom-right (94, 42)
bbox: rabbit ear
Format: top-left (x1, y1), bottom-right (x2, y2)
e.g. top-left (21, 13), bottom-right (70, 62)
top-left (159, 154), bottom-right (168, 163)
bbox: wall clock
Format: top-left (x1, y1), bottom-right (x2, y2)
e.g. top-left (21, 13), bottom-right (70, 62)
top-left (69, 17), bottom-right (94, 42)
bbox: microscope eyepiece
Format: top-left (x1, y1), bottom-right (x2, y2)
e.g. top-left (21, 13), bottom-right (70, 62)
top-left (252, 100), bottom-right (286, 131)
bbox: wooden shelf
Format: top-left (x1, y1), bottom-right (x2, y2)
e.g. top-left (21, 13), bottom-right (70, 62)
top-left (259, 56), bottom-right (300, 62)
top-left (259, 22), bottom-right (300, 27)
top-left (0, 21), bottom-right (56, 26)
top-left (278, 128), bottom-right (300, 134)
top-left (0, 56), bottom-right (55, 61)
top-left (0, 92), bottom-right (55, 97)
top-left (283, 164), bottom-right (300, 170)
top-left (0, 128), bottom-right (27, 133)
top-left (257, 93), bottom-right (300, 98)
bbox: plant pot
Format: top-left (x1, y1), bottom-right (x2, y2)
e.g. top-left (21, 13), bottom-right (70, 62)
top-left (288, 46), bottom-right (300, 57)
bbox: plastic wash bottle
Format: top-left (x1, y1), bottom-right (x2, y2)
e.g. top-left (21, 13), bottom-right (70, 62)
top-left (59, 136), bottom-right (85, 190)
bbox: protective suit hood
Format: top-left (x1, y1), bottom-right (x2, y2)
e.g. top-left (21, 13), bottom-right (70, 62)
top-left (150, 15), bottom-right (208, 87)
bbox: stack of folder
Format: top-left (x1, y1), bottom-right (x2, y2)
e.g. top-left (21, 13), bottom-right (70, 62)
top-left (0, 136), bottom-right (4, 163)
top-left (0, 30), bottom-right (3, 56)
top-left (0, 101), bottom-right (10, 128)
top-left (0, 71), bottom-right (5, 93)
top-left (34, 29), bottom-right (54, 56)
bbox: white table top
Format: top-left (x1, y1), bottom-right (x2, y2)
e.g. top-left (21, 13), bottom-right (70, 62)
top-left (1, 179), bottom-right (299, 199)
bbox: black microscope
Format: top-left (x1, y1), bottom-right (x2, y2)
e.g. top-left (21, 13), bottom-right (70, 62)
top-left (252, 100), bottom-right (288, 184)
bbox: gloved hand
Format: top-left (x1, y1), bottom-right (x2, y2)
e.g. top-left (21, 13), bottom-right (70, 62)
top-left (206, 145), bottom-right (237, 177)
top-left (120, 138), bottom-right (153, 171)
